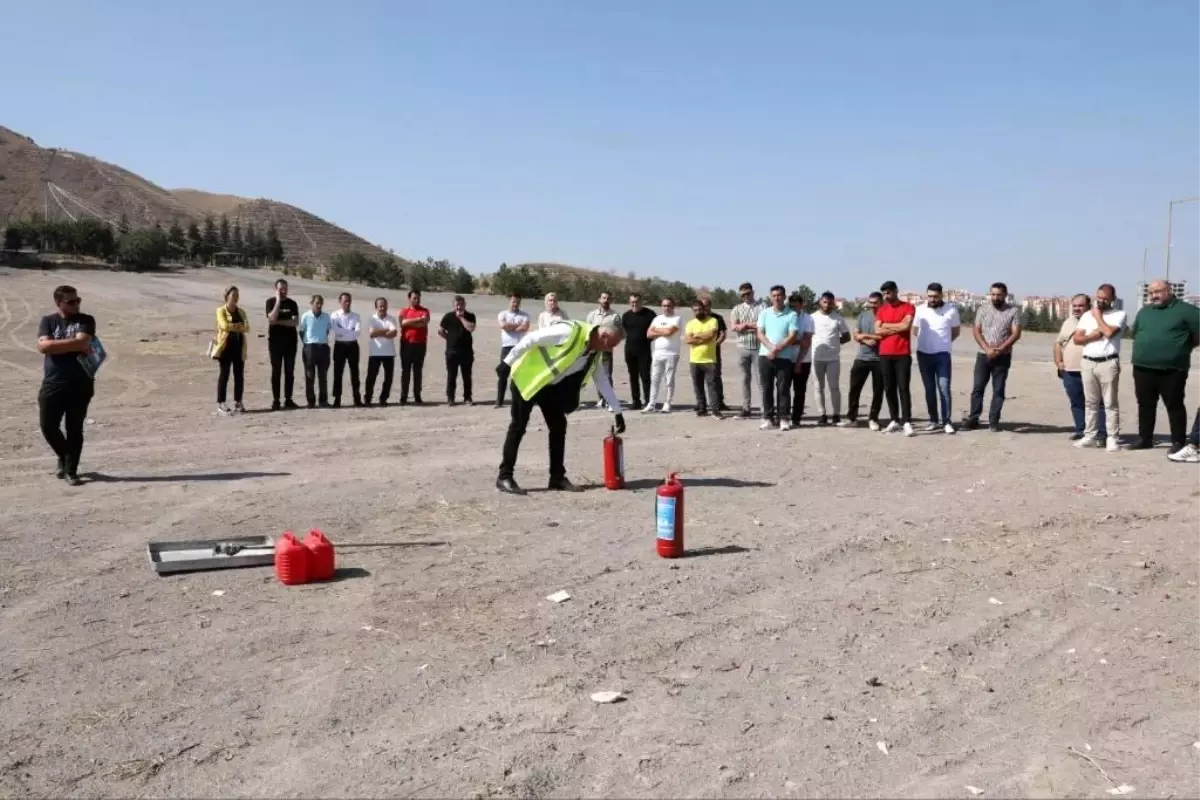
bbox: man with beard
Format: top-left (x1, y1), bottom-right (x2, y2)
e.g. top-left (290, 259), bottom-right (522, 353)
top-left (398, 290), bottom-right (430, 404)
top-left (841, 291), bottom-right (884, 429)
top-left (685, 299), bottom-right (724, 418)
top-left (913, 282), bottom-right (960, 434)
top-left (621, 293), bottom-right (656, 410)
top-left (586, 291), bottom-right (621, 409)
top-left (809, 291), bottom-right (850, 426)
top-left (495, 320), bottom-right (627, 495)
top-left (265, 279), bottom-right (300, 410)
top-left (1054, 294), bottom-right (1106, 444)
top-left (1129, 278), bottom-right (1200, 455)
top-left (874, 281), bottom-right (916, 436)
top-left (966, 282), bottom-right (1021, 431)
top-left (37, 285), bottom-right (98, 485)
top-left (1072, 283), bottom-right (1126, 452)
top-left (699, 297), bottom-right (728, 412)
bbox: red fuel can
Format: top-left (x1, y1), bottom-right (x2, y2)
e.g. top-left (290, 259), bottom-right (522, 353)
top-left (303, 529), bottom-right (336, 581)
top-left (655, 473), bottom-right (684, 558)
top-left (603, 426), bottom-right (625, 490)
top-left (274, 531), bottom-right (310, 585)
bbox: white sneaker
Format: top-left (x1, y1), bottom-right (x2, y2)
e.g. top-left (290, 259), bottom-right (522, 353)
top-left (943, 422), bottom-right (956, 435)
top-left (1106, 436), bottom-right (1120, 453)
top-left (1073, 435), bottom-right (1096, 449)
top-left (662, 404), bottom-right (672, 414)
top-left (884, 421), bottom-right (901, 434)
top-left (642, 404), bottom-right (657, 413)
top-left (216, 403), bottom-right (233, 417)
top-left (868, 420), bottom-right (881, 432)
top-left (780, 421), bottom-right (793, 432)
top-left (903, 422), bottom-right (916, 437)
top-left (836, 419), bottom-right (854, 428)
top-left (923, 422), bottom-right (939, 432)
top-left (1168, 444), bottom-right (1200, 463)
top-left (759, 420), bottom-right (775, 431)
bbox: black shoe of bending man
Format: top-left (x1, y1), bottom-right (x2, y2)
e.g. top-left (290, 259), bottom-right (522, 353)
top-left (56, 457), bottom-right (67, 479)
top-left (548, 477), bottom-right (583, 492)
top-left (496, 477), bottom-right (526, 495)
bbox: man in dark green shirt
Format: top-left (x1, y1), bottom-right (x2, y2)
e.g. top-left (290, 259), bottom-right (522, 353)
top-left (1130, 280), bottom-right (1200, 453)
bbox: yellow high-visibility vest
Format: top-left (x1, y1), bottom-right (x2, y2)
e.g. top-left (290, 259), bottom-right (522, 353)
top-left (511, 321), bottom-right (597, 401)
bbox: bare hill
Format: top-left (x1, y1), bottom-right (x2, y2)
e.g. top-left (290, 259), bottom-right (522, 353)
top-left (0, 125), bottom-right (395, 266)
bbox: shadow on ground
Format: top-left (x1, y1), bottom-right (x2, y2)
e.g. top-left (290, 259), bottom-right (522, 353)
top-left (84, 471), bottom-right (291, 483)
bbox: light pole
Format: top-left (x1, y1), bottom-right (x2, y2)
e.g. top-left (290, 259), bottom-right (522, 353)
top-left (1165, 196), bottom-right (1199, 280)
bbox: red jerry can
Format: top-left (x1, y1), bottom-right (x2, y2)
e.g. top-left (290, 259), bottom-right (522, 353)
top-left (303, 529), bottom-right (336, 581)
top-left (656, 473), bottom-right (684, 558)
top-left (603, 426), bottom-right (625, 490)
top-left (274, 531), bottom-right (310, 585)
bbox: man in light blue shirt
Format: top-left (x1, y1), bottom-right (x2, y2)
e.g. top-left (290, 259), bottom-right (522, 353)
top-left (298, 295), bottom-right (332, 408)
top-left (756, 284), bottom-right (799, 430)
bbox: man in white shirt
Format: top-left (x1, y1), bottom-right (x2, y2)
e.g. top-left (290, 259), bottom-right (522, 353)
top-left (644, 298), bottom-right (682, 413)
top-left (808, 292), bottom-right (851, 425)
top-left (537, 293), bottom-right (569, 329)
top-left (586, 291), bottom-right (621, 409)
top-left (329, 292), bottom-right (362, 408)
top-left (495, 320), bottom-right (626, 494)
top-left (364, 297), bottom-right (399, 406)
top-left (913, 282), bottom-right (961, 433)
top-left (1072, 283), bottom-right (1127, 452)
top-left (496, 292), bottom-right (530, 408)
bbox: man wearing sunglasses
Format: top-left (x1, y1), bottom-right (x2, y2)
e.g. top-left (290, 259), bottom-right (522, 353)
top-left (36, 285), bottom-right (97, 486)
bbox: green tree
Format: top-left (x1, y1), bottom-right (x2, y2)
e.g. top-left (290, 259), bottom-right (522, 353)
top-left (244, 222), bottom-right (263, 264)
top-left (219, 214), bottom-right (231, 248)
top-left (265, 222), bottom-right (284, 264)
top-left (201, 215), bottom-right (219, 262)
top-left (186, 222), bottom-right (202, 259)
top-left (793, 284), bottom-right (816, 312)
top-left (451, 266), bottom-right (476, 294)
top-left (231, 220), bottom-right (244, 256)
top-left (117, 229), bottom-right (168, 271)
top-left (3, 225), bottom-right (21, 250)
top-left (167, 220), bottom-right (186, 253)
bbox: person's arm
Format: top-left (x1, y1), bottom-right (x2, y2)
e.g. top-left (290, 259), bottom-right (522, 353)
top-left (351, 314), bottom-right (360, 334)
top-left (37, 318), bottom-right (91, 354)
top-left (996, 317), bottom-right (1022, 353)
top-left (400, 311), bottom-right (429, 328)
top-left (516, 314), bottom-right (530, 333)
top-left (298, 312), bottom-right (309, 340)
top-left (972, 320), bottom-right (992, 355)
top-left (715, 316), bottom-right (727, 346)
top-left (503, 326), bottom-right (570, 367)
top-left (460, 312), bottom-right (477, 333)
top-left (838, 316), bottom-right (851, 345)
top-left (1053, 331), bottom-right (1066, 372)
top-left (437, 314), bottom-right (449, 339)
top-left (386, 318), bottom-right (398, 338)
top-left (497, 312), bottom-right (516, 332)
top-left (877, 313), bottom-right (913, 336)
top-left (217, 307), bottom-right (234, 333)
top-left (267, 297), bottom-right (280, 323)
top-left (797, 330), bottom-right (812, 359)
top-left (368, 320), bottom-right (387, 338)
top-left (756, 317), bottom-right (773, 351)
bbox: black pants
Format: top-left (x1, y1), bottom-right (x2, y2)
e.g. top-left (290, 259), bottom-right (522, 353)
top-left (713, 348), bottom-right (725, 408)
top-left (968, 352), bottom-right (1011, 426)
top-left (690, 363), bottom-right (719, 412)
top-left (303, 343), bottom-right (331, 405)
top-left (365, 356), bottom-right (394, 403)
top-left (625, 346), bottom-right (652, 407)
top-left (497, 346), bottom-right (514, 404)
top-left (38, 381), bottom-right (93, 475)
top-left (269, 339), bottom-right (297, 403)
top-left (400, 341), bottom-right (426, 401)
top-left (217, 354), bottom-right (244, 404)
top-left (332, 341), bottom-right (361, 403)
top-left (847, 359), bottom-right (884, 422)
top-left (1133, 366), bottom-right (1189, 449)
top-left (757, 356), bottom-right (795, 424)
top-left (499, 381), bottom-right (569, 481)
top-left (446, 350), bottom-right (474, 402)
top-left (791, 361), bottom-right (811, 424)
top-left (880, 355), bottom-right (913, 424)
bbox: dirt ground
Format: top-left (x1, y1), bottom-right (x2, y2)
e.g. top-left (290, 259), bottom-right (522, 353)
top-left (1, 266), bottom-right (1197, 799)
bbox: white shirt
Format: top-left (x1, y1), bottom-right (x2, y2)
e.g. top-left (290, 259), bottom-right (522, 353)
top-left (538, 309), bottom-right (569, 328)
top-left (1076, 309), bottom-right (1127, 358)
top-left (649, 315), bottom-right (683, 358)
top-left (810, 311), bottom-right (849, 362)
top-left (329, 309), bottom-right (361, 343)
top-left (913, 303), bottom-right (960, 354)
top-left (497, 310), bottom-right (530, 347)
top-left (796, 312), bottom-right (817, 364)
top-left (502, 323), bottom-right (622, 412)
top-left (367, 314), bottom-right (398, 356)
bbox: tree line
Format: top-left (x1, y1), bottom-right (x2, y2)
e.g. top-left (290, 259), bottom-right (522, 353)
top-left (2, 213), bottom-right (285, 272)
top-left (324, 252), bottom-right (477, 294)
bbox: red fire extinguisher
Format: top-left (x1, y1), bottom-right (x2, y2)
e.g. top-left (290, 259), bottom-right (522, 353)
top-left (603, 425), bottom-right (625, 490)
top-left (656, 473), bottom-right (684, 558)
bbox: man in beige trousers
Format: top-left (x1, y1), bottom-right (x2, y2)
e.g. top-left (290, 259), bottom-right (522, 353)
top-left (1073, 283), bottom-right (1126, 452)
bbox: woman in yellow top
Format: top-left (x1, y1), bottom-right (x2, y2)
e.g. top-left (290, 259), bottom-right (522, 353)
top-left (213, 286), bottom-right (249, 415)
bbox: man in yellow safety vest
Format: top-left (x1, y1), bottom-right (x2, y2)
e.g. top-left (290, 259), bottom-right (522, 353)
top-left (495, 320), bottom-right (627, 495)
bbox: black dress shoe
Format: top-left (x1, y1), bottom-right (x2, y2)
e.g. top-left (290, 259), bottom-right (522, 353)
top-left (55, 458), bottom-right (66, 479)
top-left (547, 477), bottom-right (583, 492)
top-left (496, 477), bottom-right (526, 495)
top-left (332, 399), bottom-right (341, 409)
top-left (1128, 440), bottom-right (1155, 450)
top-left (284, 399), bottom-right (300, 410)
top-left (271, 401), bottom-right (282, 411)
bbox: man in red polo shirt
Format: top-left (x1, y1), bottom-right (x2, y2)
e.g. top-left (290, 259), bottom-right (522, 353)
top-left (875, 281), bottom-right (916, 436)
top-left (398, 289), bottom-right (430, 404)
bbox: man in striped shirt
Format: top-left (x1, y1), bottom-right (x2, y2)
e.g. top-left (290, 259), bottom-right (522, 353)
top-left (966, 282), bottom-right (1022, 431)
top-left (730, 283), bottom-right (761, 418)
top-left (586, 292), bottom-right (621, 409)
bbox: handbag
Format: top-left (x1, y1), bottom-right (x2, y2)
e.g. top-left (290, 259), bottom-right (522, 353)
top-left (206, 338), bottom-right (218, 359)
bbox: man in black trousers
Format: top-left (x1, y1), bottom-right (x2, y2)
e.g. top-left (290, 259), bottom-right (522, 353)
top-left (622, 292), bottom-right (656, 409)
top-left (265, 279), bottom-right (300, 410)
top-left (36, 285), bottom-right (97, 486)
top-left (439, 295), bottom-right (477, 405)
top-left (329, 292), bottom-right (362, 407)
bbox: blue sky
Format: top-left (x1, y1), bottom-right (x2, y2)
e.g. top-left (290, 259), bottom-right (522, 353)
top-left (6, 0), bottom-right (1198, 297)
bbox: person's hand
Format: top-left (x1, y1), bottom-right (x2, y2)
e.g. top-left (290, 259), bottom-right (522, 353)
top-left (496, 361), bottom-right (511, 381)
top-left (1092, 305), bottom-right (1103, 321)
top-left (614, 413), bottom-right (626, 434)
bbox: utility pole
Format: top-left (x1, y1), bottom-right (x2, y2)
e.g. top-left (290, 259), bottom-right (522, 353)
top-left (1166, 197), bottom-right (1200, 280)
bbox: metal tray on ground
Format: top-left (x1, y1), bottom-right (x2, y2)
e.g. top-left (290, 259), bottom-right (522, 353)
top-left (147, 535), bottom-right (275, 575)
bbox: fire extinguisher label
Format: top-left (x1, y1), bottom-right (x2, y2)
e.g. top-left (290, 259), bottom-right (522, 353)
top-left (656, 497), bottom-right (676, 541)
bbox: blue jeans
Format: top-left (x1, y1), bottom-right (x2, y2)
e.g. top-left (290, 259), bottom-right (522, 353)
top-left (917, 351), bottom-right (952, 423)
top-left (1061, 370), bottom-right (1106, 438)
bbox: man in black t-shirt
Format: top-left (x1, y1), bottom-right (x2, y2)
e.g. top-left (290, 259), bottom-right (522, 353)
top-left (36, 285), bottom-right (97, 485)
top-left (265, 279), bottom-right (301, 410)
top-left (438, 295), bottom-right (477, 405)
top-left (621, 293), bottom-right (656, 409)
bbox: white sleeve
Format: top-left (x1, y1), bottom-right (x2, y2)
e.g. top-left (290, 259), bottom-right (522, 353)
top-left (504, 325), bottom-right (569, 366)
top-left (593, 360), bottom-right (623, 414)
